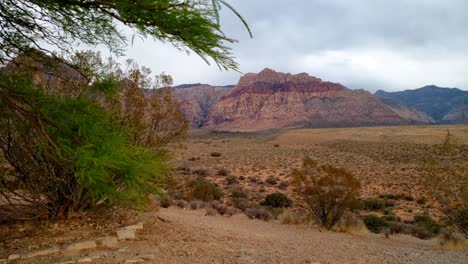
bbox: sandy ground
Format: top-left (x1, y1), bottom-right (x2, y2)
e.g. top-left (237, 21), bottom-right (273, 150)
top-left (19, 207), bottom-right (468, 264)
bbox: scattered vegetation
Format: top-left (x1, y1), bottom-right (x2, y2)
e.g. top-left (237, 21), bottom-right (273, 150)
top-left (210, 152), bottom-right (222, 157)
top-left (363, 215), bottom-right (389, 234)
top-left (245, 207), bottom-right (274, 221)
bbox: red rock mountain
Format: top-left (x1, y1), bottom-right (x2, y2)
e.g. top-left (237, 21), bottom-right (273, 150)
top-left (172, 84), bottom-right (232, 127)
top-left (174, 69), bottom-right (434, 131)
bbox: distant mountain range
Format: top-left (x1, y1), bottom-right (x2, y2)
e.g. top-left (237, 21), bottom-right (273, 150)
top-left (173, 69), bottom-right (464, 131)
top-left (375, 86), bottom-right (467, 123)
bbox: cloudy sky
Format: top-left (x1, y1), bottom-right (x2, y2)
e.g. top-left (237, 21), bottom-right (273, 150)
top-left (123, 0), bottom-right (468, 92)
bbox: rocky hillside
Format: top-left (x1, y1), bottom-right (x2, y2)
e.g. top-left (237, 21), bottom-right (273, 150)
top-left (172, 84), bottom-right (232, 127)
top-left (202, 69), bottom-right (432, 131)
top-left (375, 85), bottom-right (468, 123)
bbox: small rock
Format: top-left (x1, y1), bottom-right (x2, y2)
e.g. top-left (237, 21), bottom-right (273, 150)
top-left (7, 254), bottom-right (20, 261)
top-left (97, 236), bottom-right (118, 247)
top-left (116, 228), bottom-right (136, 240)
top-left (124, 260), bottom-right (142, 263)
top-left (63, 240), bottom-right (97, 252)
top-left (23, 246), bottom-right (60, 259)
top-left (77, 257), bottom-right (93, 262)
top-left (124, 222), bottom-right (144, 230)
top-left (140, 254), bottom-right (155, 260)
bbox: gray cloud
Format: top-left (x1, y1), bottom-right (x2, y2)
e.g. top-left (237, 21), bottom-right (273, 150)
top-left (123, 0), bottom-right (468, 91)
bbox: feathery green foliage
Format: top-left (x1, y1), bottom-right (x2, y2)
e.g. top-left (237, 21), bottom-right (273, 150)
top-left (0, 0), bottom-right (251, 70)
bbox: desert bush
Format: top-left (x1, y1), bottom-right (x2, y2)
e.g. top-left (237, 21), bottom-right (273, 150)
top-left (413, 214), bottom-right (441, 235)
top-left (226, 175), bottom-right (238, 185)
top-left (193, 169), bottom-right (208, 177)
top-left (362, 198), bottom-right (386, 211)
top-left (205, 207), bottom-right (218, 216)
top-left (189, 177), bottom-right (224, 202)
top-left (417, 197), bottom-right (427, 205)
top-left (225, 206), bottom-right (241, 216)
top-left (217, 168), bottom-right (229, 176)
top-left (175, 166), bottom-right (191, 175)
top-left (245, 207), bottom-right (274, 221)
top-left (260, 192), bottom-right (292, 208)
top-left (232, 197), bottom-right (250, 211)
top-left (420, 131), bottom-right (468, 238)
top-left (382, 214), bottom-right (399, 222)
top-left (159, 195), bottom-right (173, 208)
top-left (0, 68), bottom-right (168, 220)
top-left (189, 200), bottom-right (205, 210)
top-left (278, 181), bottom-right (288, 190)
top-left (291, 158), bottom-right (361, 230)
top-left (363, 214), bottom-right (389, 233)
top-left (248, 176), bottom-right (259, 183)
top-left (404, 195), bottom-right (415, 201)
top-left (209, 202), bottom-right (228, 215)
top-left (174, 200), bottom-right (188, 209)
top-left (232, 187), bottom-right (247, 199)
top-left (210, 152), bottom-right (222, 157)
top-left (274, 144), bottom-right (280, 147)
top-left (265, 176), bottom-right (278, 185)
top-left (278, 210), bottom-right (308, 225)
top-left (436, 229), bottom-right (468, 250)
top-left (337, 212), bottom-right (368, 235)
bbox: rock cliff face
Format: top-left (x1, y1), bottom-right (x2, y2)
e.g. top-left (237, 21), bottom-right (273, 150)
top-left (203, 69), bottom-right (431, 131)
top-left (172, 84), bottom-right (232, 128)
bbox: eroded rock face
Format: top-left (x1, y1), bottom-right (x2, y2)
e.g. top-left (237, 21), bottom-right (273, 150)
top-left (173, 69), bottom-right (434, 131)
top-left (204, 68), bottom-right (432, 131)
top-left (172, 84), bottom-right (232, 128)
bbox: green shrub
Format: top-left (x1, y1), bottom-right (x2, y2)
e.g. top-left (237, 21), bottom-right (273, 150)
top-left (159, 195), bottom-right (173, 208)
top-left (413, 214), bottom-right (441, 235)
top-left (217, 168), bottom-right (229, 176)
top-left (190, 177), bottom-right (224, 202)
top-left (416, 197), bottom-right (427, 205)
top-left (278, 181), bottom-right (288, 190)
top-left (226, 175), bottom-right (238, 185)
top-left (362, 198), bottom-right (386, 211)
top-left (265, 176), bottom-right (278, 185)
top-left (260, 192), bottom-right (292, 208)
top-left (363, 214), bottom-right (389, 233)
top-left (193, 169), bottom-right (208, 176)
top-left (231, 187), bottom-right (247, 199)
top-left (232, 197), bottom-right (250, 211)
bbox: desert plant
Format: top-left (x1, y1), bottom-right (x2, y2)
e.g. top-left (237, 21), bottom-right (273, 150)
top-left (189, 177), bottom-right (224, 202)
top-left (260, 193), bottom-right (292, 208)
top-left (363, 214), bottom-right (389, 233)
top-left (232, 197), bottom-right (250, 211)
top-left (362, 198), bottom-right (386, 211)
top-left (210, 152), bottom-right (222, 157)
top-left (413, 214), bottom-right (441, 235)
top-left (159, 195), bottom-right (173, 208)
top-left (278, 181), bottom-right (288, 190)
top-left (232, 187), bottom-right (247, 199)
top-left (174, 200), bottom-right (188, 209)
top-left (205, 207), bottom-right (218, 216)
top-left (245, 207), bottom-right (274, 221)
top-left (189, 200), bottom-right (205, 210)
top-left (420, 131), bottom-right (468, 238)
top-left (265, 176), bottom-right (278, 185)
top-left (217, 168), bottom-right (229, 176)
top-left (226, 175), bottom-right (238, 185)
top-left (417, 197), bottom-right (428, 205)
top-left (291, 158), bottom-right (361, 230)
top-left (278, 210), bottom-right (308, 225)
top-left (193, 169), bottom-right (208, 177)
top-left (337, 212), bottom-right (368, 235)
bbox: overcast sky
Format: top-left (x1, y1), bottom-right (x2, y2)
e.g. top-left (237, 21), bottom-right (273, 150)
top-left (122, 0), bottom-right (468, 92)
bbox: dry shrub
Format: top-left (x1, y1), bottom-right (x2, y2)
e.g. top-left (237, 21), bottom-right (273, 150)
top-left (159, 194), bottom-right (173, 208)
top-left (189, 200), bottom-right (205, 210)
top-left (205, 207), bottom-right (218, 216)
top-left (174, 200), bottom-right (188, 209)
top-left (245, 207), bottom-right (273, 221)
top-left (420, 131), bottom-right (468, 238)
top-left (336, 212), bottom-right (368, 235)
top-left (278, 210), bottom-right (308, 225)
top-left (291, 158), bottom-right (361, 230)
top-left (188, 177), bottom-right (224, 202)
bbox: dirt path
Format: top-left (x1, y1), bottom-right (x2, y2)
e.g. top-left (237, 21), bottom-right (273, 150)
top-left (20, 207), bottom-right (467, 264)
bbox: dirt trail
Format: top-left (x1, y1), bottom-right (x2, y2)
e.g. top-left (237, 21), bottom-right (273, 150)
top-left (19, 207), bottom-right (467, 264)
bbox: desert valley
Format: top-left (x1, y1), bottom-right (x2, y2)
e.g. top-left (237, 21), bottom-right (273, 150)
top-left (1, 1), bottom-right (467, 264)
